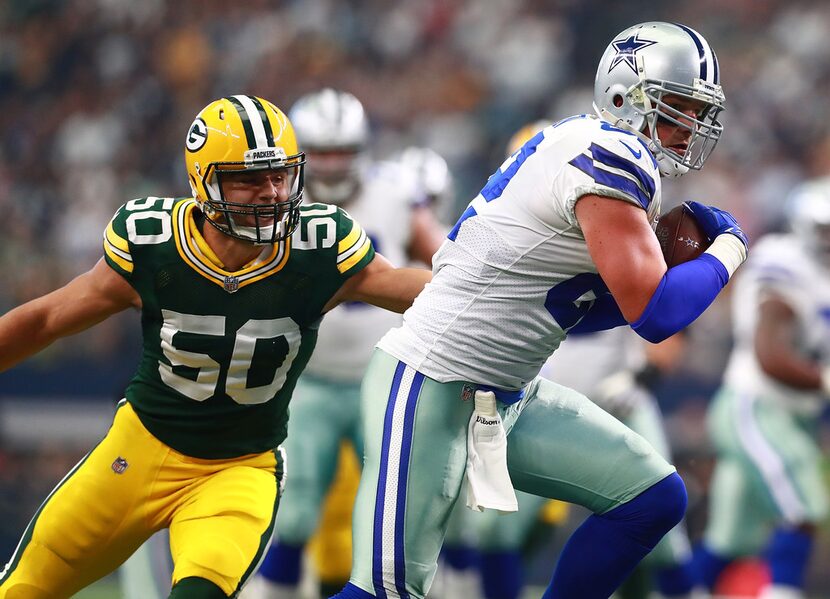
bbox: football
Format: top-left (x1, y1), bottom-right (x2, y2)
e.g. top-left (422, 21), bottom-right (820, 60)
top-left (655, 204), bottom-right (710, 267)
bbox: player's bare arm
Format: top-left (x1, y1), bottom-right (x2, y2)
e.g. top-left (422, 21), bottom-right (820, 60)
top-left (575, 194), bottom-right (667, 322)
top-left (407, 205), bottom-right (447, 267)
top-left (755, 295), bottom-right (824, 390)
top-left (0, 259), bottom-right (140, 372)
top-left (324, 253), bottom-right (431, 314)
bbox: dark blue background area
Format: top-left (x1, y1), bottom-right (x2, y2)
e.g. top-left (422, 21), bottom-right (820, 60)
top-left (0, 348), bottom-right (140, 400)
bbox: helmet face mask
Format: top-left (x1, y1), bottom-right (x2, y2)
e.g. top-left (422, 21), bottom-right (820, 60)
top-left (638, 80), bottom-right (724, 174)
top-left (593, 22), bottom-right (726, 178)
top-left (185, 95), bottom-right (306, 244)
top-left (207, 160), bottom-right (305, 244)
top-left (288, 88), bottom-right (369, 205)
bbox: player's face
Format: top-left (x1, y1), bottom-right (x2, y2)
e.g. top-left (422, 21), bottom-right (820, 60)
top-left (652, 94), bottom-right (709, 157)
top-left (220, 168), bottom-right (294, 224)
top-left (306, 149), bottom-right (359, 184)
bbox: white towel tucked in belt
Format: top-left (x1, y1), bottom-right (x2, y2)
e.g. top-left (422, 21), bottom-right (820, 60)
top-left (465, 390), bottom-right (518, 513)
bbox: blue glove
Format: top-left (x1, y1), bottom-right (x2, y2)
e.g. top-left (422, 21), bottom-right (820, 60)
top-left (684, 201), bottom-right (748, 248)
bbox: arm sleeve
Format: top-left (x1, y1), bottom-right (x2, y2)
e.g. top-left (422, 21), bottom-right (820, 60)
top-left (631, 253), bottom-right (729, 343)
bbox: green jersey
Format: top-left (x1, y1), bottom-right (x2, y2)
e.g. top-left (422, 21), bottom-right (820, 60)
top-left (103, 197), bottom-right (374, 459)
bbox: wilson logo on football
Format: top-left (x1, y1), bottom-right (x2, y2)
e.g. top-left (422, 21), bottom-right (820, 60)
top-left (111, 457), bottom-right (129, 474)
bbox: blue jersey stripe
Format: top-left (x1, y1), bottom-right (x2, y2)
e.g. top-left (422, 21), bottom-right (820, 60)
top-left (589, 143), bottom-right (656, 199)
top-left (569, 154), bottom-right (650, 209)
top-left (480, 129), bottom-right (546, 202)
top-left (446, 129), bottom-right (547, 242)
top-left (372, 360), bottom-right (407, 598)
top-left (674, 22), bottom-right (708, 82)
top-left (393, 371), bottom-right (423, 598)
top-left (447, 205), bottom-right (478, 241)
top-left (569, 148), bottom-right (655, 210)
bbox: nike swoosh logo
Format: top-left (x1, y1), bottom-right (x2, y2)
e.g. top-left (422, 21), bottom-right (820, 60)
top-left (620, 140), bottom-right (642, 159)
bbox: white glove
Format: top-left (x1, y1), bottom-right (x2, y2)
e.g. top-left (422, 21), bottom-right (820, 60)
top-left (592, 370), bottom-right (649, 420)
top-left (465, 390), bottom-right (518, 513)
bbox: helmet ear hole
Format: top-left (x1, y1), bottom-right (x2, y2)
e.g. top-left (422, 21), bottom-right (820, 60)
top-left (613, 94), bottom-right (624, 108)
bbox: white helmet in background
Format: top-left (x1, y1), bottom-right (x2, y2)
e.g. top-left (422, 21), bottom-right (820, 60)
top-left (395, 146), bottom-right (456, 225)
top-left (786, 178), bottom-right (830, 264)
top-left (593, 21), bottom-right (725, 178)
top-left (288, 88), bottom-right (369, 205)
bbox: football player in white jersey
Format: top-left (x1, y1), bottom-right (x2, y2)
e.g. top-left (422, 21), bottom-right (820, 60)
top-left (695, 180), bottom-right (830, 599)
top-left (244, 89), bottom-right (446, 599)
top-left (471, 122), bottom-right (699, 599)
top-left (331, 22), bottom-right (749, 599)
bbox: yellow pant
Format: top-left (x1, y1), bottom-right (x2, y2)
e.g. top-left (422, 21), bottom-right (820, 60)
top-left (0, 402), bottom-right (282, 599)
top-left (308, 442), bottom-right (360, 584)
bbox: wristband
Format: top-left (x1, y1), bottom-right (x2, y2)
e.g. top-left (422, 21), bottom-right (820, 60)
top-left (704, 233), bottom-right (747, 279)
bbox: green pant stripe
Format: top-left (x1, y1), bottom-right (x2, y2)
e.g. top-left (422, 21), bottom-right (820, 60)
top-left (235, 446), bottom-right (285, 593)
top-left (0, 444), bottom-right (98, 584)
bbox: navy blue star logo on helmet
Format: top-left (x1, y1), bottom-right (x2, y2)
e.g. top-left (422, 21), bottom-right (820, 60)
top-left (608, 33), bottom-right (657, 75)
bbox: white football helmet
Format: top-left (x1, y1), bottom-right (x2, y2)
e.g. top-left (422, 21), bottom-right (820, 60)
top-left (594, 22), bottom-right (725, 178)
top-left (786, 178), bottom-right (830, 264)
top-left (395, 146), bottom-right (452, 203)
top-left (288, 88), bottom-right (369, 205)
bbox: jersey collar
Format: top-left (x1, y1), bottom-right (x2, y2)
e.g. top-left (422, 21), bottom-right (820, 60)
top-left (173, 199), bottom-right (291, 293)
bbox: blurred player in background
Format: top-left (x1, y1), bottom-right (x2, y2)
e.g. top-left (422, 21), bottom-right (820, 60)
top-left (395, 146), bottom-right (458, 228)
top-left (334, 21), bottom-right (748, 599)
top-left (0, 95), bottom-right (431, 599)
top-left (695, 179), bottom-right (830, 599)
top-left (245, 89), bottom-right (446, 599)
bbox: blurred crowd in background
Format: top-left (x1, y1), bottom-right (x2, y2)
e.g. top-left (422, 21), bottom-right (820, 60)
top-left (1, 0), bottom-right (830, 593)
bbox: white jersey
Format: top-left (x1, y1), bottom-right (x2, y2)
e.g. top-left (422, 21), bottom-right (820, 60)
top-left (305, 161), bottom-right (424, 382)
top-left (379, 115), bottom-right (662, 389)
top-left (723, 234), bottom-right (830, 414)
top-left (540, 328), bottom-right (646, 398)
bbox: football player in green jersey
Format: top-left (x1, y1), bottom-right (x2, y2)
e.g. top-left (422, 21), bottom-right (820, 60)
top-left (0, 95), bottom-right (431, 599)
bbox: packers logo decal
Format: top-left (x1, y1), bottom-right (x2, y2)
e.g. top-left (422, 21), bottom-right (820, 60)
top-left (186, 118), bottom-right (208, 152)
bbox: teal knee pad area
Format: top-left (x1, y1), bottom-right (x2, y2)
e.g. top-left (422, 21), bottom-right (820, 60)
top-left (169, 576), bottom-right (228, 598)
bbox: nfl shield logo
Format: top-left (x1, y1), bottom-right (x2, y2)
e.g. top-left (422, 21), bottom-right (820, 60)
top-left (460, 384), bottom-right (475, 402)
top-left (223, 275), bottom-right (240, 293)
top-left (111, 457), bottom-right (129, 474)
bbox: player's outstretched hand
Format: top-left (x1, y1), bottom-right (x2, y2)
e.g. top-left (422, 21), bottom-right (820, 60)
top-left (684, 201), bottom-right (748, 249)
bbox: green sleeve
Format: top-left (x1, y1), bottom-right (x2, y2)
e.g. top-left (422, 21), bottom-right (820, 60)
top-left (334, 206), bottom-right (375, 280)
top-left (102, 204), bottom-right (134, 280)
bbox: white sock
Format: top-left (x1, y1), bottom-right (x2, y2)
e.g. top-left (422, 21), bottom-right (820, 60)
top-left (759, 584), bottom-right (804, 599)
